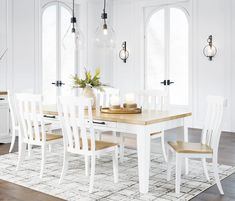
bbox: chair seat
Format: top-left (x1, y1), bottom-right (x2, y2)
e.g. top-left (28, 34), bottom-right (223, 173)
top-left (32, 133), bottom-right (63, 141)
top-left (150, 131), bottom-right (162, 136)
top-left (168, 141), bottom-right (213, 154)
top-left (80, 139), bottom-right (117, 151)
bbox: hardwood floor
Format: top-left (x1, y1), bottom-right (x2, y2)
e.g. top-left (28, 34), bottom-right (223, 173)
top-left (0, 129), bottom-right (235, 201)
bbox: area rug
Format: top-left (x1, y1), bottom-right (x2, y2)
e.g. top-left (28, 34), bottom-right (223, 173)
top-left (0, 143), bottom-right (234, 201)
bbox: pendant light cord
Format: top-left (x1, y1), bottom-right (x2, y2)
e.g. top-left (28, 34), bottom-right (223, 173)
top-left (103, 0), bottom-right (106, 13)
top-left (73, 0), bottom-right (75, 18)
top-left (102, 0), bottom-right (107, 25)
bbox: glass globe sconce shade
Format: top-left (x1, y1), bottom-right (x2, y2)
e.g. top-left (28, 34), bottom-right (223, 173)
top-left (203, 35), bottom-right (217, 61)
top-left (119, 41), bottom-right (129, 63)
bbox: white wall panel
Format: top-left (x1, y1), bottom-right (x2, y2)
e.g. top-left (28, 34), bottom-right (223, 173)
top-left (0, 0), bottom-right (8, 90)
top-left (1, 0), bottom-right (235, 131)
top-left (112, 0), bottom-right (233, 131)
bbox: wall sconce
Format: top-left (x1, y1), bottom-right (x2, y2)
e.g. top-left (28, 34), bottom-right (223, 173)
top-left (203, 35), bottom-right (217, 61)
top-left (119, 41), bottom-right (129, 63)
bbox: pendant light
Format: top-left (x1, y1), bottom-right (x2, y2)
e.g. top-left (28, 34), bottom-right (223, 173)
top-left (95, 0), bottom-right (115, 48)
top-left (71, 0), bottom-right (76, 33)
top-left (70, 0), bottom-right (84, 48)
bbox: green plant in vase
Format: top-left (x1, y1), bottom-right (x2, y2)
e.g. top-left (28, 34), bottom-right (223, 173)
top-left (72, 68), bottom-right (107, 108)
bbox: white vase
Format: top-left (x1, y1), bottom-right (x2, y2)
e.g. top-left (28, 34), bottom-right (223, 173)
top-left (82, 87), bottom-right (96, 109)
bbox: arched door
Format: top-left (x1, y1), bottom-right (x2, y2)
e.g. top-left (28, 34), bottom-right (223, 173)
top-left (145, 6), bottom-right (190, 109)
top-left (42, 2), bottom-right (78, 104)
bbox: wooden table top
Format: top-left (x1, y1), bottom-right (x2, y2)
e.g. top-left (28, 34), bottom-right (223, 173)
top-left (0, 91), bottom-right (7, 95)
top-left (43, 105), bottom-right (192, 125)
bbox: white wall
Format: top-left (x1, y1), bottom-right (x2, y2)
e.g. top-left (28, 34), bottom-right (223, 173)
top-left (0, 0), bottom-right (235, 131)
top-left (112, 0), bottom-right (234, 131)
top-left (0, 0), bottom-right (9, 90)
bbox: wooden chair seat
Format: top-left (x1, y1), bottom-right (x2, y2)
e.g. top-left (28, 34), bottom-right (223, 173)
top-left (32, 133), bottom-right (63, 141)
top-left (80, 139), bottom-right (117, 150)
top-left (168, 141), bottom-right (213, 154)
top-left (150, 131), bottom-right (162, 137)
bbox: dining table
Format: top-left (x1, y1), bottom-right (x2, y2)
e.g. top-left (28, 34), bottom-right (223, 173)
top-left (43, 105), bottom-right (192, 194)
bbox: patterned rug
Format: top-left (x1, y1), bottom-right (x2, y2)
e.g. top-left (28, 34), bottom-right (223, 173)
top-left (0, 143), bottom-right (234, 201)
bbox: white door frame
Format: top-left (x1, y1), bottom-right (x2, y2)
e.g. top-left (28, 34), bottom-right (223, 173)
top-left (141, 1), bottom-right (192, 113)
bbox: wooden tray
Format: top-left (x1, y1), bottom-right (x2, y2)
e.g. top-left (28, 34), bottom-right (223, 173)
top-left (100, 107), bottom-right (142, 114)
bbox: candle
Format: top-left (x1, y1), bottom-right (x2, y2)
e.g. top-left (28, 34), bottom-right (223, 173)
top-left (110, 95), bottom-right (120, 106)
top-left (125, 93), bottom-right (135, 104)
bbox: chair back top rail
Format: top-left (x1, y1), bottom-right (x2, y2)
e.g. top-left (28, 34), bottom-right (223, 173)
top-left (96, 87), bottom-right (120, 108)
top-left (136, 90), bottom-right (168, 111)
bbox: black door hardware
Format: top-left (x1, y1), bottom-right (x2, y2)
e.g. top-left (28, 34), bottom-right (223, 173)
top-left (160, 80), bottom-right (174, 86)
top-left (51, 81), bottom-right (65, 87)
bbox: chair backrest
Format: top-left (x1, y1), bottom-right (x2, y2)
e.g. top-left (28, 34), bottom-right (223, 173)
top-left (7, 90), bottom-right (19, 128)
top-left (96, 87), bottom-right (120, 108)
top-left (136, 90), bottom-right (167, 110)
top-left (16, 93), bottom-right (46, 143)
top-left (201, 96), bottom-right (225, 151)
top-left (58, 96), bottom-right (95, 153)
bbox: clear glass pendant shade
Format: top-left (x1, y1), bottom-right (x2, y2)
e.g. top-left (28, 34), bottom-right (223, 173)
top-left (95, 20), bottom-right (116, 48)
top-left (75, 28), bottom-right (85, 49)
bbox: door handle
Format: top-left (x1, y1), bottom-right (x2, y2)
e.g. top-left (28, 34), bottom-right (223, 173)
top-left (0, 98), bottom-right (5, 100)
top-left (93, 121), bottom-right (106, 125)
top-left (167, 80), bottom-right (174, 85)
top-left (43, 115), bottom-right (56, 119)
top-left (51, 81), bottom-right (65, 87)
top-left (160, 80), bottom-right (167, 86)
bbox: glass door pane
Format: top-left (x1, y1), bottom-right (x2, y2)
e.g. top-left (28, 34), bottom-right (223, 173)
top-left (60, 6), bottom-right (75, 97)
top-left (169, 8), bottom-right (188, 106)
top-left (145, 9), bottom-right (165, 90)
top-left (42, 5), bottom-right (57, 104)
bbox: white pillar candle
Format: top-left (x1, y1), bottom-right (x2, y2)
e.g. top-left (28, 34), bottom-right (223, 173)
top-left (110, 95), bottom-right (120, 106)
top-left (125, 93), bottom-right (135, 104)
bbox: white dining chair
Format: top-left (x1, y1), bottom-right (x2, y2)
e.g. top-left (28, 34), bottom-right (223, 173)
top-left (58, 96), bottom-right (119, 193)
top-left (8, 90), bottom-right (21, 153)
top-left (95, 88), bottom-right (124, 160)
top-left (120, 90), bottom-right (168, 162)
top-left (8, 91), bottom-right (52, 154)
top-left (167, 96), bottom-right (225, 194)
top-left (16, 93), bottom-right (63, 178)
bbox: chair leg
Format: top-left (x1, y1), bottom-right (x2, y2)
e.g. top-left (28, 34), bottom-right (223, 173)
top-left (112, 131), bottom-right (117, 142)
top-left (202, 158), bottom-right (210, 182)
top-left (175, 154), bottom-right (182, 194)
top-left (49, 144), bottom-right (52, 152)
top-left (167, 147), bottom-right (173, 181)
top-left (59, 150), bottom-right (69, 184)
top-left (96, 131), bottom-right (101, 141)
top-left (9, 129), bottom-right (16, 153)
top-left (85, 155), bottom-right (90, 177)
top-left (96, 131), bottom-right (101, 159)
top-left (160, 132), bottom-right (167, 162)
top-left (28, 144), bottom-right (32, 157)
top-left (119, 133), bottom-right (124, 163)
top-left (112, 146), bottom-right (119, 183)
top-left (16, 141), bottom-right (26, 171)
top-left (40, 145), bottom-right (46, 178)
top-left (89, 155), bottom-right (96, 193)
top-left (212, 155), bottom-right (224, 195)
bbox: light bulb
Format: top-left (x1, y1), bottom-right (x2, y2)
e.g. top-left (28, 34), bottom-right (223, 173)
top-left (103, 28), bottom-right (108, 35)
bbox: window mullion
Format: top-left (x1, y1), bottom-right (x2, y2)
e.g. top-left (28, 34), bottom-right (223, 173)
top-left (165, 7), bottom-right (170, 81)
top-left (56, 2), bottom-right (61, 96)
top-left (164, 7), bottom-right (170, 106)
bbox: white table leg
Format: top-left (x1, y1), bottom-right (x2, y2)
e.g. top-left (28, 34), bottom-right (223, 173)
top-left (137, 129), bottom-right (151, 194)
top-left (184, 118), bottom-right (189, 175)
